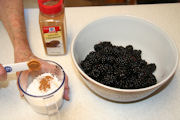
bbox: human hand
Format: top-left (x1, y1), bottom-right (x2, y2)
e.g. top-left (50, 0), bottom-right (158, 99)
top-left (15, 53), bottom-right (70, 101)
top-left (0, 64), bottom-right (7, 81)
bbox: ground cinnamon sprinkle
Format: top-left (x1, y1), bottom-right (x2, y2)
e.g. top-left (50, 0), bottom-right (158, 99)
top-left (39, 75), bottom-right (53, 91)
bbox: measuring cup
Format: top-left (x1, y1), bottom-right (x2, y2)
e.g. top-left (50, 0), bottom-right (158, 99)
top-left (18, 60), bottom-right (65, 118)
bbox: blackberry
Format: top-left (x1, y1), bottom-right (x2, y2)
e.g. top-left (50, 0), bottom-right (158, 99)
top-left (100, 55), bottom-right (107, 64)
top-left (133, 50), bottom-right (142, 60)
top-left (112, 46), bottom-right (121, 57)
top-left (99, 46), bottom-right (114, 56)
top-left (102, 74), bottom-right (116, 86)
top-left (126, 45), bottom-right (133, 54)
top-left (103, 64), bottom-right (114, 75)
top-left (96, 64), bottom-right (107, 75)
top-left (106, 56), bottom-right (115, 64)
top-left (85, 51), bottom-right (97, 61)
top-left (146, 63), bottom-right (156, 73)
top-left (80, 41), bottom-right (157, 89)
top-left (139, 60), bottom-right (147, 68)
top-left (80, 61), bottom-right (92, 72)
top-left (89, 68), bottom-right (101, 79)
top-left (94, 41), bottom-right (112, 52)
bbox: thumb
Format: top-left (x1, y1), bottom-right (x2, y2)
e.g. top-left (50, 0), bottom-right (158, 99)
top-left (0, 64), bottom-right (7, 81)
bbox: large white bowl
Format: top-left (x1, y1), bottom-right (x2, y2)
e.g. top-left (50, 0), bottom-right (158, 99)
top-left (71, 16), bottom-right (179, 102)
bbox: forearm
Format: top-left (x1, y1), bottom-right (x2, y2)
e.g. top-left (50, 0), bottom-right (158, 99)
top-left (0, 0), bottom-right (33, 61)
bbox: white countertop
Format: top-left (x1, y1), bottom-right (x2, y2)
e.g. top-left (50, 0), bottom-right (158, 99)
top-left (0, 3), bottom-right (180, 120)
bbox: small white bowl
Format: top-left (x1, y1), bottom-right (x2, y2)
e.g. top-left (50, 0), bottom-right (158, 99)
top-left (71, 16), bottom-right (179, 102)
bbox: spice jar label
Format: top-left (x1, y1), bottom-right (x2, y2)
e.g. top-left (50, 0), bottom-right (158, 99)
top-left (42, 26), bottom-right (64, 55)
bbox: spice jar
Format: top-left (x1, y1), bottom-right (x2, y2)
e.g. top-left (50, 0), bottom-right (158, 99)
top-left (38, 0), bottom-right (66, 55)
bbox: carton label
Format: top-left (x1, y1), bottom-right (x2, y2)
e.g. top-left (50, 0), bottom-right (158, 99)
top-left (43, 26), bottom-right (64, 55)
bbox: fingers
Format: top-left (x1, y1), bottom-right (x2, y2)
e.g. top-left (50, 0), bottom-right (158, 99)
top-left (63, 74), bottom-right (70, 101)
top-left (0, 64), bottom-right (7, 81)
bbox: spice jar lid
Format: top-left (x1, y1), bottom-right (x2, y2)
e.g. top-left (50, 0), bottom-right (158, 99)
top-left (38, 0), bottom-right (63, 15)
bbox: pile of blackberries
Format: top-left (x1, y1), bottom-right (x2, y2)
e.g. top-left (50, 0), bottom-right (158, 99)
top-left (80, 41), bottom-right (157, 89)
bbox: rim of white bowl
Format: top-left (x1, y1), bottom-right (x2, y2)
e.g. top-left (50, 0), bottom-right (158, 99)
top-left (71, 15), bottom-right (179, 92)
